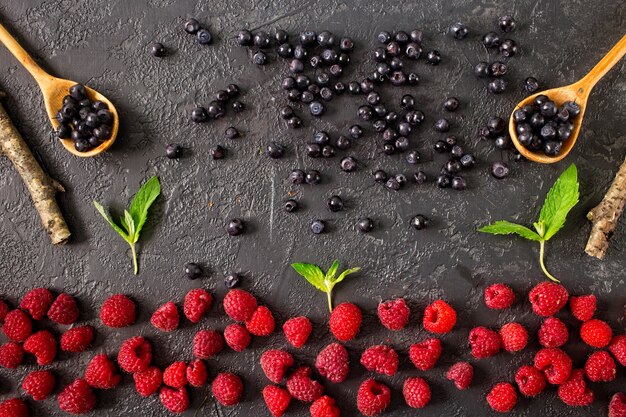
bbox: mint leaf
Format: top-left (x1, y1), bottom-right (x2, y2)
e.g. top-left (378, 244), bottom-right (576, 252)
top-left (94, 201), bottom-right (130, 242)
top-left (326, 260), bottom-right (339, 280)
top-left (129, 176), bottom-right (161, 238)
top-left (539, 164), bottom-right (579, 240)
top-left (291, 263), bottom-right (325, 291)
top-left (332, 267), bottom-right (361, 286)
top-left (291, 261), bottom-right (360, 312)
top-left (479, 221), bottom-right (543, 241)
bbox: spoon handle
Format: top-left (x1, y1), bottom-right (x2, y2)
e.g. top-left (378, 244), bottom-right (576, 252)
top-left (0, 22), bottom-right (50, 82)
top-left (578, 33), bottom-right (626, 92)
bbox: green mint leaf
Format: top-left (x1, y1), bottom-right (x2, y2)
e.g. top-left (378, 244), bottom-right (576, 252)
top-left (332, 267), bottom-right (361, 286)
top-left (539, 164), bottom-right (579, 240)
top-left (326, 260), bottom-right (339, 280)
top-left (122, 210), bottom-right (137, 242)
top-left (479, 221), bottom-right (543, 241)
top-left (291, 263), bottom-right (327, 292)
top-left (93, 201), bottom-right (131, 243)
top-left (129, 176), bottom-right (161, 239)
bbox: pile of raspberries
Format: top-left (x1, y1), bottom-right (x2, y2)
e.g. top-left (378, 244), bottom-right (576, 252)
top-left (0, 282), bottom-right (624, 416)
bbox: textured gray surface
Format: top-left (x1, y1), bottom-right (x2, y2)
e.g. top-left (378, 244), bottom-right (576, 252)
top-left (0, 0), bottom-right (625, 416)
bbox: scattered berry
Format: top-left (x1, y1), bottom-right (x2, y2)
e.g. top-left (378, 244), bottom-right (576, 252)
top-left (58, 379), bottom-right (96, 414)
top-left (409, 338), bottom-right (442, 370)
top-left (22, 370), bottom-right (55, 401)
top-left (360, 345), bottom-right (398, 376)
top-left (224, 323), bottom-right (251, 352)
top-left (20, 288), bottom-right (54, 320)
top-left (3, 309), bottom-right (32, 342)
top-left (357, 379), bottom-right (391, 416)
top-left (580, 318), bottom-right (612, 348)
top-left (100, 294), bottom-right (136, 328)
top-left (283, 316), bottom-right (312, 348)
top-left (499, 322), bottom-right (528, 352)
top-left (569, 294), bottom-right (596, 322)
top-left (470, 326), bottom-right (502, 358)
top-left (403, 377), bottom-right (431, 408)
top-left (60, 326), bottom-right (95, 353)
top-left (0, 341), bottom-right (23, 368)
top-left (163, 361), bottom-right (188, 388)
top-left (183, 262), bottom-right (203, 279)
top-left (85, 354), bottom-right (121, 389)
top-left (515, 365), bottom-right (546, 397)
top-left (160, 386), bottom-right (189, 413)
top-left (224, 273), bottom-right (241, 288)
top-left (329, 302), bottom-right (362, 341)
top-left (186, 359), bottom-right (208, 387)
top-left (193, 330), bottom-right (224, 359)
top-left (534, 347), bottom-right (572, 385)
top-left (316, 343), bottom-right (350, 383)
top-left (212, 373), bottom-right (244, 406)
top-left (0, 398), bottom-right (28, 417)
top-left (183, 288), bottom-right (212, 323)
top-left (151, 301), bottom-right (180, 332)
top-left (538, 317), bottom-right (569, 347)
top-left (423, 300), bottom-right (457, 333)
top-left (117, 336), bottom-right (153, 373)
top-left (246, 306), bottom-right (276, 336)
top-left (261, 349), bottom-right (295, 383)
top-left (584, 350), bottom-right (616, 382)
top-left (487, 382), bottom-right (517, 412)
top-left (558, 369), bottom-right (594, 406)
top-left (310, 395), bottom-right (340, 417)
top-left (484, 284), bottom-right (515, 309)
top-left (47, 293), bottom-right (79, 325)
top-left (0, 299), bottom-right (9, 323)
top-left (263, 385), bottom-right (292, 417)
top-left (224, 289), bottom-right (258, 322)
top-left (446, 362), bottom-right (473, 390)
top-left (529, 281), bottom-right (568, 317)
top-left (609, 335), bottom-right (626, 366)
top-left (609, 393), bottom-right (626, 417)
top-left (286, 367), bottom-right (324, 402)
top-left (377, 298), bottom-right (409, 330)
top-left (23, 330), bottom-right (56, 365)
top-left (134, 367), bottom-right (163, 397)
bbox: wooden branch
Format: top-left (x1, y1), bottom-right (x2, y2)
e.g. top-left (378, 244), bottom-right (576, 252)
top-left (0, 91), bottom-right (70, 244)
top-left (585, 156), bottom-right (626, 259)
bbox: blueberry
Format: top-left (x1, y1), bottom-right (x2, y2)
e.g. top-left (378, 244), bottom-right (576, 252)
top-left (446, 159), bottom-right (462, 174)
top-left (450, 22), bottom-right (469, 39)
top-left (225, 127), bottom-right (239, 139)
top-left (405, 42), bottom-right (422, 59)
top-left (184, 18), bottom-right (200, 34)
top-left (517, 132), bottom-right (533, 147)
top-left (357, 218), bottom-right (373, 233)
top-left (451, 176), bottom-right (467, 190)
top-left (299, 30), bottom-right (317, 45)
top-left (56, 111), bottom-right (71, 124)
top-left (437, 175), bottom-right (451, 188)
top-left (310, 220), bottom-right (326, 234)
top-left (327, 195), bottom-right (344, 212)
top-left (395, 136), bottom-right (410, 152)
top-left (294, 75), bottom-right (310, 90)
top-left (316, 72), bottom-right (330, 86)
top-left (410, 29), bottom-right (424, 43)
top-left (207, 101), bottom-right (225, 118)
top-left (236, 30), bottom-right (253, 46)
top-left (499, 39), bottom-right (518, 57)
top-left (406, 150), bottom-right (421, 164)
top-left (516, 122), bottom-right (532, 135)
top-left (540, 101), bottom-right (558, 117)
top-left (321, 145), bottom-right (335, 158)
top-left (563, 101), bottom-right (581, 118)
top-left (394, 31), bottom-right (409, 44)
top-left (401, 94), bottom-right (415, 110)
top-left (360, 79), bottom-right (375, 94)
top-left (197, 29), bottom-right (212, 45)
top-left (389, 56), bottom-right (403, 70)
top-left (386, 41), bottom-right (401, 56)
top-left (524, 77), bottom-right (540, 93)
top-left (557, 125), bottom-right (572, 141)
top-left (434, 140), bottom-right (448, 153)
top-left (544, 141), bottom-right (562, 156)
top-left (340, 156), bottom-right (357, 172)
top-left (88, 136), bottom-right (101, 147)
top-left (321, 49), bottom-right (338, 64)
top-left (540, 124), bottom-right (557, 141)
top-left (277, 43), bottom-right (294, 58)
top-left (284, 199), bottom-right (299, 213)
top-left (426, 50), bottom-right (441, 65)
top-left (336, 135), bottom-right (351, 150)
top-left (414, 170), bottom-right (427, 183)
top-left (340, 37), bottom-right (354, 52)
top-left (91, 101), bottom-right (108, 112)
top-left (349, 125), bottom-right (363, 139)
top-left (232, 101), bottom-right (245, 113)
top-left (226, 219), bottom-right (244, 236)
top-left (191, 107), bottom-right (208, 123)
top-left (165, 143), bottom-right (182, 159)
top-left (275, 29), bottom-right (289, 43)
top-left (252, 51), bottom-right (268, 65)
top-left (491, 161), bottom-right (510, 179)
top-left (70, 84), bottom-right (87, 101)
top-left (209, 145), bottom-right (225, 159)
top-left (411, 215), bottom-right (429, 230)
top-left (56, 124), bottom-right (72, 139)
top-left (266, 142), bottom-right (285, 158)
top-left (450, 145), bottom-right (463, 159)
top-left (305, 170), bottom-right (321, 184)
top-left (287, 116), bottom-right (302, 129)
top-left (382, 128), bottom-right (398, 142)
top-left (293, 44), bottom-right (308, 60)
top-left (289, 169), bottom-right (305, 184)
top-left (443, 97), bottom-right (460, 111)
top-left (63, 95), bottom-right (78, 107)
top-left (348, 81), bottom-right (361, 95)
top-left (434, 118), bottom-right (450, 132)
top-left (474, 62), bottom-right (491, 78)
top-left (488, 78), bottom-right (507, 94)
top-left (405, 110), bottom-right (425, 125)
top-left (513, 109), bottom-right (527, 123)
top-left (253, 31), bottom-right (271, 48)
top-left (389, 71), bottom-right (406, 86)
top-left (490, 61), bottom-right (507, 77)
top-left (483, 31), bottom-right (501, 48)
top-left (498, 15), bottom-right (516, 33)
top-left (385, 177), bottom-right (401, 190)
top-left (382, 143), bottom-right (395, 155)
top-left (184, 262), bottom-right (203, 279)
top-left (333, 82), bottom-right (346, 94)
top-left (377, 31), bottom-right (392, 44)
top-left (529, 113), bottom-right (545, 128)
top-left (216, 90), bottom-right (229, 102)
top-left (495, 135), bottom-right (512, 149)
top-left (290, 59), bottom-right (304, 73)
top-left (74, 138), bottom-right (91, 152)
top-left (309, 101), bottom-right (326, 117)
top-left (398, 122), bottom-right (412, 137)
top-left (77, 122), bottom-right (92, 136)
top-left (556, 108), bottom-right (570, 122)
top-left (300, 91), bottom-right (314, 104)
top-left (358, 105), bottom-right (374, 122)
top-left (395, 174), bottom-right (407, 185)
top-left (534, 94), bottom-right (549, 107)
top-left (279, 106), bottom-right (294, 119)
top-left (374, 170), bottom-right (388, 183)
top-left (460, 154), bottom-right (476, 169)
top-left (224, 273), bottom-right (241, 288)
top-left (373, 47), bottom-right (387, 62)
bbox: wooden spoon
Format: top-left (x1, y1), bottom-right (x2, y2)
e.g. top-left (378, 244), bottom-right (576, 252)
top-left (510, 34), bottom-right (626, 163)
top-left (0, 22), bottom-right (118, 157)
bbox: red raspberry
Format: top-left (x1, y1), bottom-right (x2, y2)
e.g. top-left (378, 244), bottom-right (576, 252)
top-left (310, 395), bottom-right (340, 417)
top-left (60, 326), bottom-right (95, 353)
top-left (534, 347), bottom-right (572, 385)
top-left (286, 367), bottom-right (324, 402)
top-left (183, 288), bottom-right (212, 323)
top-left (409, 338), bottom-right (442, 370)
top-left (223, 289), bottom-right (257, 322)
top-left (151, 301), bottom-right (179, 332)
top-left (423, 300), bottom-right (457, 334)
top-left (487, 382), bottom-right (517, 412)
top-left (529, 281), bottom-right (568, 317)
top-left (212, 372), bottom-right (243, 406)
top-left (47, 293), bottom-right (79, 325)
top-left (159, 386), bottom-right (189, 413)
top-left (515, 365), bottom-right (546, 397)
top-left (186, 359), bottom-right (208, 387)
top-left (20, 288), bottom-right (54, 320)
top-left (569, 294), bottom-right (596, 322)
top-left (580, 318), bottom-right (612, 348)
top-left (0, 341), bottom-right (23, 368)
top-left (329, 302), bottom-right (362, 341)
top-left (133, 366), bottom-right (162, 397)
top-left (446, 361), bottom-right (473, 390)
top-left (0, 299), bottom-right (9, 323)
top-left (403, 377), bottom-right (431, 408)
top-left (360, 345), bottom-right (398, 376)
top-left (58, 378), bottom-right (96, 414)
top-left (261, 349), bottom-right (295, 383)
top-left (538, 317), bottom-right (569, 347)
top-left (470, 326), bottom-right (501, 358)
top-left (193, 330), bottom-right (224, 359)
top-left (609, 393), bottom-right (626, 417)
top-left (85, 354), bottom-right (121, 389)
top-left (3, 309), bottom-right (32, 341)
top-left (22, 370), bottom-right (55, 400)
top-left (0, 398), bottom-right (28, 417)
top-left (584, 350), bottom-right (616, 382)
top-left (558, 369), bottom-right (594, 406)
top-left (117, 336), bottom-right (152, 373)
top-left (224, 324), bottom-right (251, 352)
top-left (23, 330), bottom-right (56, 365)
top-left (484, 283), bottom-right (515, 309)
top-left (283, 316), bottom-right (312, 348)
top-left (610, 335), bottom-right (626, 366)
top-left (315, 343), bottom-right (349, 383)
top-left (246, 306), bottom-right (275, 336)
top-left (357, 379), bottom-right (391, 416)
top-left (377, 298), bottom-right (410, 330)
top-left (100, 294), bottom-right (135, 328)
top-left (263, 385), bottom-right (292, 417)
top-left (499, 322), bottom-right (528, 352)
top-left (163, 361), bottom-right (188, 388)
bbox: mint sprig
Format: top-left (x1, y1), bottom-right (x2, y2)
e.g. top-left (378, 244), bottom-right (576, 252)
top-left (479, 164), bottom-right (579, 282)
top-left (291, 260), bottom-right (360, 312)
top-left (94, 176), bottom-right (161, 275)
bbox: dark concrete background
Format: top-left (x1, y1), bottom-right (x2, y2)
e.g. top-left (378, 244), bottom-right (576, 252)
top-left (0, 0), bottom-right (624, 416)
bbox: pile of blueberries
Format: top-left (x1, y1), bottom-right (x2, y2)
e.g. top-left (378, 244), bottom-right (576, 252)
top-left (55, 84), bottom-right (114, 153)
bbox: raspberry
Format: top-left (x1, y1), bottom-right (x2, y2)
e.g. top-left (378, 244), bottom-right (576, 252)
top-left (261, 349), bottom-right (295, 383)
top-left (487, 382), bottom-right (517, 412)
top-left (151, 301), bottom-right (180, 332)
top-left (558, 369), bottom-right (594, 406)
top-left (470, 326), bottom-right (502, 358)
top-left (0, 398), bottom-right (28, 417)
top-left (23, 330), bottom-right (56, 365)
top-left (610, 335), bottom-right (626, 366)
top-left (224, 324), bottom-right (251, 352)
top-left (246, 306), bottom-right (275, 336)
top-left (360, 345), bottom-right (398, 376)
top-left (377, 298), bottom-right (410, 330)
top-left (534, 347), bottom-right (572, 385)
top-left (286, 367), bottom-right (324, 402)
top-left (515, 365), bottom-right (546, 397)
top-left (310, 395), bottom-right (340, 417)
top-left (569, 294), bottom-right (596, 321)
top-left (159, 386), bottom-right (189, 413)
top-left (0, 341), bottom-right (23, 368)
top-left (60, 326), bottom-right (95, 353)
top-left (315, 343), bottom-right (349, 383)
top-left (529, 281), bottom-right (568, 317)
top-left (423, 300), bottom-right (457, 334)
top-left (134, 366), bottom-right (163, 397)
top-left (538, 317), bottom-right (569, 347)
top-left (0, 299), bottom-right (9, 323)
top-left (223, 289), bottom-right (257, 322)
top-left (22, 370), bottom-right (55, 400)
top-left (580, 319), bottom-right (612, 348)
top-left (47, 293), bottom-right (79, 325)
top-left (357, 379), bottom-right (391, 416)
top-left (100, 294), bottom-right (135, 328)
top-left (609, 393), bottom-right (626, 417)
top-left (183, 288), bottom-right (212, 323)
top-left (193, 330), bottom-right (224, 359)
top-left (484, 283), bottom-right (515, 309)
top-left (3, 309), bottom-right (32, 341)
top-left (584, 350), bottom-right (616, 382)
top-left (329, 302), bottom-right (362, 341)
top-left (163, 361), bottom-right (188, 388)
top-left (446, 361), bottom-right (473, 390)
top-left (85, 354), bottom-right (121, 389)
top-left (499, 322), bottom-right (528, 352)
top-left (58, 378), bottom-right (96, 414)
top-left (117, 336), bottom-right (152, 373)
top-left (212, 372), bottom-right (243, 406)
top-left (283, 316), bottom-right (312, 348)
top-left (186, 359), bottom-right (208, 387)
top-left (20, 288), bottom-right (54, 320)
top-left (403, 377), bottom-right (431, 408)
top-left (263, 385), bottom-right (292, 417)
top-left (409, 338), bottom-right (442, 370)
